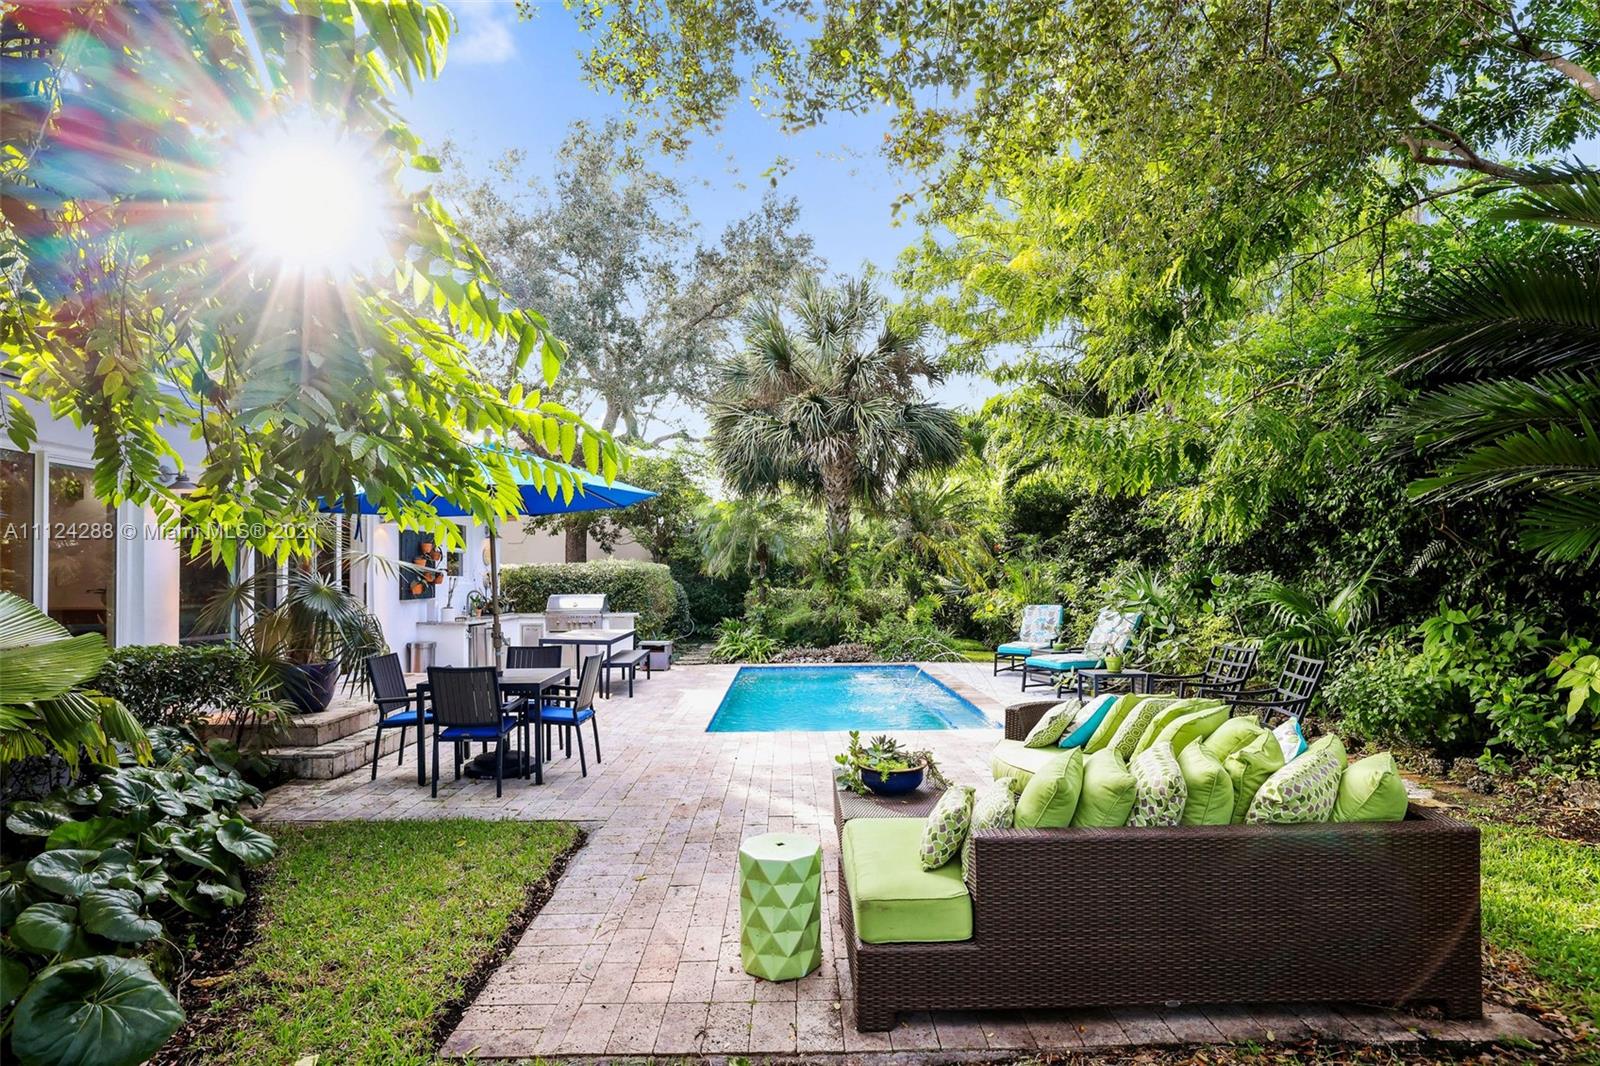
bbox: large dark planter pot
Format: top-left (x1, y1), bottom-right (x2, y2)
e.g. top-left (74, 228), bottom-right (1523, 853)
top-left (859, 763), bottom-right (926, 796)
top-left (280, 660), bottom-right (339, 716)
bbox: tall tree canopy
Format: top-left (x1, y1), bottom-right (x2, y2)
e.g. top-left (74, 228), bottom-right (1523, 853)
top-left (1, 1), bottom-right (617, 560)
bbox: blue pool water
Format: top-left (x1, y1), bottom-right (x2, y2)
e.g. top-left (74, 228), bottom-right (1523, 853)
top-left (706, 665), bottom-right (993, 732)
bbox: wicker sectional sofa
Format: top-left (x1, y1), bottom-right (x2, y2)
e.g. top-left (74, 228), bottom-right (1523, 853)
top-left (834, 698), bottom-right (1482, 1032)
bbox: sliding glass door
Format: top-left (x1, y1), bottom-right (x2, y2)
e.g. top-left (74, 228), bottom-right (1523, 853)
top-left (46, 462), bottom-right (115, 638)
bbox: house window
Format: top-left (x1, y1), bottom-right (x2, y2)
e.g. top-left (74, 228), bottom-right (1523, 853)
top-left (47, 463), bottom-right (115, 638)
top-left (178, 535), bottom-right (230, 644)
top-left (1, 448), bottom-right (35, 601)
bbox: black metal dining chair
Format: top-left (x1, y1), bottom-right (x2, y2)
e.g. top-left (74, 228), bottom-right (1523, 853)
top-left (538, 653), bottom-right (602, 777)
top-left (506, 644), bottom-right (563, 669)
top-left (427, 666), bottom-right (527, 797)
top-left (365, 653), bottom-right (432, 781)
top-left (1156, 643), bottom-right (1260, 700)
top-left (1218, 652), bottom-right (1326, 724)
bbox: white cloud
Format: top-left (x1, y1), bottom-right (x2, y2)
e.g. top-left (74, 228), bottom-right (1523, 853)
top-left (450, 4), bottom-right (517, 66)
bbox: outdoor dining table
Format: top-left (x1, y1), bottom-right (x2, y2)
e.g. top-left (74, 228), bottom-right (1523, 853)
top-left (538, 627), bottom-right (636, 698)
top-left (407, 665), bottom-right (570, 786)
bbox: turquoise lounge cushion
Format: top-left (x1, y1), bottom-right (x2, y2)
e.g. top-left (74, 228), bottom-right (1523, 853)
top-left (990, 739), bottom-right (1067, 785)
top-left (997, 642), bottom-right (1041, 656)
top-left (841, 817), bottom-right (972, 944)
top-left (1059, 694), bottom-right (1118, 748)
top-left (1023, 654), bottom-right (1099, 671)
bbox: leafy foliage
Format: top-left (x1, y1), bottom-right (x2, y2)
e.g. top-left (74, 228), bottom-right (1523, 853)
top-left (709, 619), bottom-right (778, 664)
top-left (94, 645), bottom-right (258, 730)
top-left (833, 731), bottom-right (949, 796)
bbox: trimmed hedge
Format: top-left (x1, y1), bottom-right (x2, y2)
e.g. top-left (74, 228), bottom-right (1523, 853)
top-left (95, 643), bottom-right (257, 728)
top-left (499, 560), bottom-right (681, 639)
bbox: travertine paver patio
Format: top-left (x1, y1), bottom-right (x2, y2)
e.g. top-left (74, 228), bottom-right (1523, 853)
top-left (258, 663), bottom-right (1555, 1058)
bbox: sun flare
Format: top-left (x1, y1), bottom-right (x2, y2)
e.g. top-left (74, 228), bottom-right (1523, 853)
top-left (220, 116), bottom-right (391, 278)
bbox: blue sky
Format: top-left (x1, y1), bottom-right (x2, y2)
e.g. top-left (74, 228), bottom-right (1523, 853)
top-left (398, 3), bottom-right (992, 429)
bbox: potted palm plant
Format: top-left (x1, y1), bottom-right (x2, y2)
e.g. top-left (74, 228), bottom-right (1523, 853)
top-left (202, 566), bottom-right (386, 716)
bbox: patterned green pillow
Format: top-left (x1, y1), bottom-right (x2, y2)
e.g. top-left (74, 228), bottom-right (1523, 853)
top-left (1105, 696), bottom-right (1177, 761)
top-left (1128, 741), bottom-right (1187, 827)
top-left (1200, 716), bottom-right (1267, 761)
top-left (1023, 702), bottom-right (1077, 749)
top-left (1177, 741), bottom-right (1233, 825)
top-left (1245, 735), bottom-right (1345, 825)
top-left (962, 778), bottom-right (1018, 870)
top-left (920, 786), bottom-right (975, 870)
top-left (1071, 748), bottom-right (1137, 827)
top-left (1224, 730), bottom-right (1284, 823)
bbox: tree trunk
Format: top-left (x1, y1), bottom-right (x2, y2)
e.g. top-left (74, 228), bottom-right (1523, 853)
top-left (564, 518), bottom-right (590, 563)
top-left (820, 464), bottom-right (854, 579)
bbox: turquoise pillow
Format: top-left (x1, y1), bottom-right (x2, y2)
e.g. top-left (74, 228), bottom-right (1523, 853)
top-left (1059, 694), bottom-right (1118, 748)
top-left (1273, 718), bottom-right (1308, 762)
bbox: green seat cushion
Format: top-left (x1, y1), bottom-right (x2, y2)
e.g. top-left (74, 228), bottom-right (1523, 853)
top-left (1150, 702), bottom-right (1230, 757)
top-left (1082, 693), bottom-right (1149, 754)
top-left (1224, 731), bottom-right (1285, 823)
top-left (1131, 698), bottom-right (1223, 758)
top-left (1104, 696), bottom-right (1179, 761)
top-left (1245, 734), bottom-right (1346, 825)
top-left (919, 786), bottom-right (974, 870)
top-left (1201, 716), bottom-right (1268, 761)
top-left (1059, 693), bottom-right (1118, 748)
top-left (1023, 702), bottom-right (1077, 748)
top-left (1014, 748), bottom-right (1085, 828)
top-left (963, 778), bottom-right (1018, 870)
top-left (991, 739), bottom-right (1068, 784)
top-left (1177, 741), bottom-right (1233, 825)
top-left (842, 818), bottom-right (972, 944)
top-left (1333, 752), bottom-right (1409, 822)
top-left (1128, 741), bottom-right (1187, 827)
top-left (1071, 748), bottom-right (1137, 827)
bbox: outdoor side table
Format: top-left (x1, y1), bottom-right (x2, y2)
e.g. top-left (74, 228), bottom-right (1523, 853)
top-left (1074, 668), bottom-right (1154, 700)
top-left (738, 832), bottom-right (822, 981)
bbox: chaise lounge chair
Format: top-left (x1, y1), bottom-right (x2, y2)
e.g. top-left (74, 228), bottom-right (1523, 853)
top-left (992, 604), bottom-right (1064, 675)
top-left (1019, 607), bottom-right (1140, 692)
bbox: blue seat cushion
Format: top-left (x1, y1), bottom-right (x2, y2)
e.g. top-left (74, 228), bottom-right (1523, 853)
top-left (439, 717), bottom-right (519, 741)
top-left (996, 642), bottom-right (1044, 656)
top-left (1024, 654), bottom-right (1099, 671)
top-left (380, 709), bottom-right (433, 726)
top-left (540, 706), bottom-right (595, 725)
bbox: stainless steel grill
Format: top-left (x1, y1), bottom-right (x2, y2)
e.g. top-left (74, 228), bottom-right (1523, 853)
top-left (543, 593), bottom-right (608, 632)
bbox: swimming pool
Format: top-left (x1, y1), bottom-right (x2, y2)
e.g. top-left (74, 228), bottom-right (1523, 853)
top-left (706, 665), bottom-right (993, 732)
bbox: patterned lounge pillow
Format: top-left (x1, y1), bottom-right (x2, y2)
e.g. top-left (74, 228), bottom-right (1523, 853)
top-left (1023, 702), bottom-right (1079, 749)
top-left (1201, 716), bottom-right (1267, 761)
top-left (1224, 730), bottom-right (1285, 823)
top-left (1245, 735), bottom-right (1345, 825)
top-left (1105, 697), bottom-right (1178, 761)
top-left (1333, 752), bottom-right (1409, 822)
top-left (920, 785), bottom-right (975, 870)
top-left (1127, 741), bottom-right (1187, 828)
top-left (1273, 718), bottom-right (1308, 762)
top-left (1059, 693), bottom-right (1118, 748)
top-left (962, 778), bottom-right (1018, 870)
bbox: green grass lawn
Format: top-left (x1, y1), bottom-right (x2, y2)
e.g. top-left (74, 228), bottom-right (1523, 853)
top-left (1479, 820), bottom-right (1600, 1031)
top-left (950, 636), bottom-right (993, 663)
top-left (173, 819), bottom-right (579, 1066)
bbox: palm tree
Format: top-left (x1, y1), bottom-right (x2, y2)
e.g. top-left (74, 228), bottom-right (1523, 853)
top-left (708, 274), bottom-right (965, 563)
top-left (698, 496), bottom-right (802, 583)
top-left (1372, 167), bottom-right (1600, 565)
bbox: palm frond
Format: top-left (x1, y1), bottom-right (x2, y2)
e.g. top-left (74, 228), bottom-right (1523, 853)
top-left (1519, 492), bottom-right (1600, 565)
top-left (1486, 165), bottom-right (1600, 231)
top-left (1377, 371), bottom-right (1600, 454)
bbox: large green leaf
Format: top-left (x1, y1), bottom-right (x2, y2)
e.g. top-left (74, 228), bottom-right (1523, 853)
top-left (0, 632), bottom-right (109, 703)
top-left (6, 803), bottom-right (70, 838)
top-left (10, 903), bottom-right (77, 956)
top-left (0, 592), bottom-right (69, 652)
top-left (0, 951), bottom-right (28, 1006)
top-left (45, 817), bottom-right (133, 852)
top-left (25, 849), bottom-right (131, 900)
top-left (216, 819), bottom-right (276, 866)
top-left (10, 956), bottom-right (184, 1066)
top-left (78, 889), bottom-right (161, 945)
top-left (100, 769), bottom-right (188, 821)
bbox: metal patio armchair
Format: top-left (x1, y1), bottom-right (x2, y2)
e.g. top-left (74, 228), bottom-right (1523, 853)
top-left (1208, 652), bottom-right (1326, 724)
top-left (1148, 643), bottom-right (1260, 700)
top-left (427, 666), bottom-right (527, 798)
top-left (365, 652), bottom-right (432, 781)
top-left (538, 652), bottom-right (602, 777)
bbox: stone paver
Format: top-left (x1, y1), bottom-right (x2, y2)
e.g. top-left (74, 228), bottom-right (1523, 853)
top-left (259, 662), bottom-right (1558, 1059)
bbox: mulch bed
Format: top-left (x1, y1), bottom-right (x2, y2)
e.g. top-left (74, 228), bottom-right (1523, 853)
top-left (150, 827), bottom-right (587, 1065)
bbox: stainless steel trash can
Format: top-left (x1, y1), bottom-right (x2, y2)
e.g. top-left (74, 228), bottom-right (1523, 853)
top-left (406, 640), bottom-right (437, 673)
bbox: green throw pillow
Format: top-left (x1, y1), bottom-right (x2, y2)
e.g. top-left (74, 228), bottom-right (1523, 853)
top-left (1105, 696), bottom-right (1178, 761)
top-left (1131, 698), bottom-right (1223, 758)
top-left (1023, 702), bottom-right (1077, 748)
top-left (1245, 735), bottom-right (1344, 825)
top-left (1224, 731), bottom-right (1284, 823)
top-left (1177, 742), bottom-right (1234, 825)
top-left (920, 786), bottom-right (975, 870)
top-left (1072, 747), bottom-right (1137, 827)
top-left (1014, 748), bottom-right (1085, 828)
top-left (1128, 741), bottom-right (1186, 828)
top-left (1333, 753), bottom-right (1409, 822)
top-left (1082, 693), bottom-right (1148, 753)
top-left (963, 778), bottom-right (1018, 870)
top-left (1202, 716), bottom-right (1267, 761)
top-left (1152, 702), bottom-right (1230, 757)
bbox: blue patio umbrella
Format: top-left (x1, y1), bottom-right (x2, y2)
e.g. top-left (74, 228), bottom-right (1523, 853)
top-left (320, 453), bottom-right (655, 656)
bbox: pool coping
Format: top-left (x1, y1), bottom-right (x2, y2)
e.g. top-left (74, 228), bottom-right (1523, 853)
top-left (702, 661), bottom-right (1007, 733)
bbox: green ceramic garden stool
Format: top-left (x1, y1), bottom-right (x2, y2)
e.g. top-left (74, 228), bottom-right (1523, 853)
top-left (738, 832), bottom-right (822, 981)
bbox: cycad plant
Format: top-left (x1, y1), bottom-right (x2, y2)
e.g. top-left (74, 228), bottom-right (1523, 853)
top-left (1373, 167), bottom-right (1600, 565)
top-left (1251, 570), bottom-right (1381, 660)
top-left (698, 495), bottom-right (802, 585)
top-left (708, 275), bottom-right (965, 566)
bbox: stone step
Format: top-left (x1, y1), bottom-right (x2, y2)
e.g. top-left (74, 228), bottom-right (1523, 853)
top-left (268, 722), bottom-right (412, 781)
top-left (202, 695), bottom-right (383, 750)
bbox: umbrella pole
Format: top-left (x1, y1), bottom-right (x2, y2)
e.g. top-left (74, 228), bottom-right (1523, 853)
top-left (488, 525), bottom-right (504, 667)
